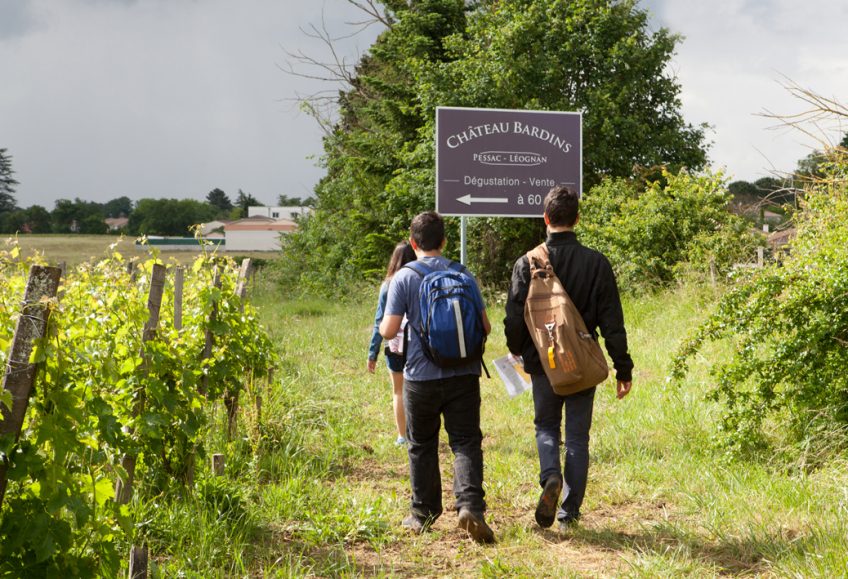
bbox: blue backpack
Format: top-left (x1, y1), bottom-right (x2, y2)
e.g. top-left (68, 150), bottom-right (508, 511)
top-left (405, 260), bottom-right (487, 370)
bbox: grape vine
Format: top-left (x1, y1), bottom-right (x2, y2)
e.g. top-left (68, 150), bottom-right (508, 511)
top-left (0, 243), bottom-right (276, 576)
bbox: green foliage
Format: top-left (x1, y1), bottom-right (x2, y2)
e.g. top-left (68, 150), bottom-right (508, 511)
top-left (281, 0), bottom-right (709, 291)
top-left (103, 196), bottom-right (133, 219)
top-left (277, 194), bottom-right (314, 207)
top-left (279, 0), bottom-right (469, 292)
top-left (128, 198), bottom-right (218, 236)
top-left (794, 131), bottom-right (848, 183)
top-left (579, 169), bottom-right (761, 292)
top-left (0, 247), bottom-right (276, 575)
top-left (417, 0), bottom-right (707, 187)
top-left (234, 190), bottom-right (259, 219)
top-left (205, 188), bottom-right (233, 214)
top-left (753, 175), bottom-right (796, 206)
top-left (50, 198), bottom-right (108, 234)
top-left (672, 150), bottom-right (848, 456)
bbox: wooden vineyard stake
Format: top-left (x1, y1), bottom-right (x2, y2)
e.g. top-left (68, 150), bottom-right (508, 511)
top-left (128, 544), bottom-right (148, 579)
top-left (115, 264), bottom-right (166, 505)
top-left (212, 453), bottom-right (225, 476)
top-left (174, 266), bottom-right (184, 331)
top-left (0, 266), bottom-right (62, 509)
top-left (235, 258), bottom-right (253, 308)
top-left (224, 259), bottom-right (253, 440)
top-left (200, 268), bottom-right (222, 397)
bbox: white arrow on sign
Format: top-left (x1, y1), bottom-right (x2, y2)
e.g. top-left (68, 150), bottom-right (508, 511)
top-left (457, 194), bottom-right (509, 205)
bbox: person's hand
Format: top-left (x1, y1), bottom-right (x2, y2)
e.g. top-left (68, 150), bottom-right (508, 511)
top-left (616, 380), bottom-right (632, 399)
top-left (367, 359), bottom-right (377, 374)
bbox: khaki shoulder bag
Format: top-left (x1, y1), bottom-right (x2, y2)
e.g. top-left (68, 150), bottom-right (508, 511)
top-left (523, 243), bottom-right (609, 395)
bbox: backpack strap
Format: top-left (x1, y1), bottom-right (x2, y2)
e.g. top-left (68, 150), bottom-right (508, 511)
top-left (447, 260), bottom-right (466, 274)
top-left (405, 259), bottom-right (468, 276)
top-left (526, 243), bottom-right (554, 277)
top-left (404, 260), bottom-right (431, 278)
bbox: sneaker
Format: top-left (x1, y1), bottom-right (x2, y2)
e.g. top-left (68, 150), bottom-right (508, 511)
top-left (557, 512), bottom-right (580, 530)
top-left (395, 436), bottom-right (407, 446)
top-left (401, 514), bottom-right (427, 535)
top-left (457, 508), bottom-right (495, 544)
top-left (534, 476), bottom-right (562, 528)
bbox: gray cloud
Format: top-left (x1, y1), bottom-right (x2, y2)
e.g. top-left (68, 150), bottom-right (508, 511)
top-left (0, 0), bottom-right (38, 40)
top-left (0, 0), bottom-right (381, 208)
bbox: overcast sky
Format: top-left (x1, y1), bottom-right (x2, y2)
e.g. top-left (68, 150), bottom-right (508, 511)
top-left (1, 0), bottom-right (847, 209)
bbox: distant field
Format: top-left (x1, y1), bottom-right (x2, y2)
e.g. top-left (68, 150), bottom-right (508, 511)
top-left (4, 234), bottom-right (277, 266)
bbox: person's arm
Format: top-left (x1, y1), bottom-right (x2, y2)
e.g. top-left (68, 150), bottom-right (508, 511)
top-left (504, 256), bottom-right (531, 356)
top-left (380, 274), bottom-right (406, 339)
top-left (596, 257), bottom-right (634, 396)
top-left (380, 314), bottom-right (403, 340)
top-left (367, 283), bottom-right (388, 373)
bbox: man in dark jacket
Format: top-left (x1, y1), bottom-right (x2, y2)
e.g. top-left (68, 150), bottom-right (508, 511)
top-left (504, 185), bottom-right (633, 529)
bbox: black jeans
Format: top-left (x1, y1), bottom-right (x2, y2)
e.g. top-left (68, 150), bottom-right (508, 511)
top-left (532, 374), bottom-right (596, 519)
top-left (404, 374), bottom-right (485, 522)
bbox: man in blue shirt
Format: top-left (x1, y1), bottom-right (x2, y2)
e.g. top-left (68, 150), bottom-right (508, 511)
top-left (379, 211), bottom-right (495, 544)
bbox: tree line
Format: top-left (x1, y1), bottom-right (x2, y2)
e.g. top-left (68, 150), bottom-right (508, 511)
top-left (0, 148), bottom-right (312, 236)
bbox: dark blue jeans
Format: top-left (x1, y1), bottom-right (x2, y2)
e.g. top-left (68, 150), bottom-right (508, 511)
top-left (532, 374), bottom-right (596, 519)
top-left (404, 374), bottom-right (485, 522)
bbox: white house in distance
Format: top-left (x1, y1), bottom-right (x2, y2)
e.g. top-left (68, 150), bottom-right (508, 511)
top-left (247, 206), bottom-right (312, 221)
top-left (224, 216), bottom-right (296, 251)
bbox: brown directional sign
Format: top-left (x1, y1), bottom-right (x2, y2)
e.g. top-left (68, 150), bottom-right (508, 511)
top-left (436, 107), bottom-right (582, 217)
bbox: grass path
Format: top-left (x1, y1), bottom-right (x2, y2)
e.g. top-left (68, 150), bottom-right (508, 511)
top-left (251, 282), bottom-right (848, 577)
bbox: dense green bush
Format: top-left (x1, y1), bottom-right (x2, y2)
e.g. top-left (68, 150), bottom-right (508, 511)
top-left (672, 152), bottom-right (848, 456)
top-left (579, 169), bottom-right (762, 292)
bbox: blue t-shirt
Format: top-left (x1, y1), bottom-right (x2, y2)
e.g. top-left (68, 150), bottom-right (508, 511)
top-left (385, 255), bottom-right (485, 382)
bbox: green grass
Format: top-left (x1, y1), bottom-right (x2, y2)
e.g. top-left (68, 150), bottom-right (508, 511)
top-left (197, 279), bottom-right (845, 577)
top-left (28, 254), bottom-right (837, 576)
top-left (4, 234), bottom-right (273, 266)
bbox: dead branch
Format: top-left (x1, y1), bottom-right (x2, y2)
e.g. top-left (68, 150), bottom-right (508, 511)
top-left (346, 0), bottom-right (393, 28)
top-left (760, 76), bottom-right (848, 149)
top-left (279, 1), bottom-right (390, 129)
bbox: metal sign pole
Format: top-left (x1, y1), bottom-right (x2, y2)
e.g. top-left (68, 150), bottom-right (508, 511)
top-left (460, 216), bottom-right (467, 265)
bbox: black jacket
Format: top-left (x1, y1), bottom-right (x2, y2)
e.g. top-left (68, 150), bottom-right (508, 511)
top-left (504, 231), bottom-right (633, 381)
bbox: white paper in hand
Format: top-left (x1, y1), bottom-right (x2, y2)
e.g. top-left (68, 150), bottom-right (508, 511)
top-left (493, 354), bottom-right (532, 398)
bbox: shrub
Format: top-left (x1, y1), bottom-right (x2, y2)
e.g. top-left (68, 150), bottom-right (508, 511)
top-left (672, 151), bottom-right (848, 457)
top-left (579, 169), bottom-right (762, 292)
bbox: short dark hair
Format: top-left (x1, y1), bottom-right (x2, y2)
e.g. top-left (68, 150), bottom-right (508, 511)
top-left (544, 185), bottom-right (579, 227)
top-left (410, 211), bottom-right (445, 251)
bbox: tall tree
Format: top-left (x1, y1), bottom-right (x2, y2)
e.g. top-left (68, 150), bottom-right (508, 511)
top-left (128, 198), bottom-right (218, 236)
top-left (24, 205), bottom-right (52, 233)
top-left (206, 188), bottom-right (233, 213)
top-left (282, 0), bottom-right (473, 291)
top-left (103, 196), bottom-right (133, 218)
top-left (51, 198), bottom-right (106, 233)
top-left (283, 0), bottom-right (710, 289)
top-left (235, 189), bottom-right (260, 218)
top-left (277, 194), bottom-right (314, 206)
top-left (0, 148), bottom-right (19, 214)
top-left (794, 130), bottom-right (848, 182)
